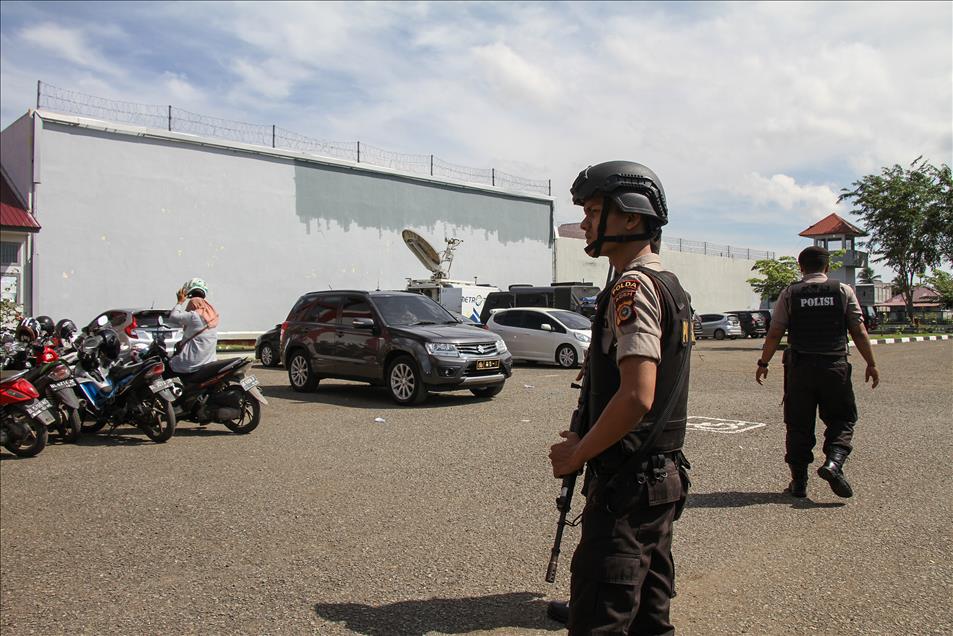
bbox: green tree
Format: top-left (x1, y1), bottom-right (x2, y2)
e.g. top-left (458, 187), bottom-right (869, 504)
top-left (838, 157), bottom-right (953, 320)
top-left (748, 256), bottom-right (800, 301)
top-left (923, 269), bottom-right (953, 309)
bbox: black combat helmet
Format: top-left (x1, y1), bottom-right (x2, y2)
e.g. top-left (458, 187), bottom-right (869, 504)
top-left (570, 161), bottom-right (668, 257)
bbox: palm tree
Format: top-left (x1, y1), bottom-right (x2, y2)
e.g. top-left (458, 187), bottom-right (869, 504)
top-left (858, 266), bottom-right (881, 284)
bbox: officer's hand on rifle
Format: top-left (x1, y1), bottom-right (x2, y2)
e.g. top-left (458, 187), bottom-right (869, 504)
top-left (550, 431), bottom-right (582, 478)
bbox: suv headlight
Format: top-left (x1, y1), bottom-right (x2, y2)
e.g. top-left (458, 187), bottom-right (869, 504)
top-left (496, 338), bottom-right (508, 353)
top-left (574, 332), bottom-right (591, 343)
top-left (425, 342), bottom-right (460, 357)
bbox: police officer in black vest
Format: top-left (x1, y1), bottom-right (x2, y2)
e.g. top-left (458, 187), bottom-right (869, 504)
top-left (549, 161), bottom-right (693, 634)
top-left (756, 246), bottom-right (880, 498)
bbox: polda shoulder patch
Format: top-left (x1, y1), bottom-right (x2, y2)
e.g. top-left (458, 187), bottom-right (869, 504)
top-left (612, 277), bottom-right (640, 327)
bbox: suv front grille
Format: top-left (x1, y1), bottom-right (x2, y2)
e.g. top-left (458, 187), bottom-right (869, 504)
top-left (457, 342), bottom-right (499, 356)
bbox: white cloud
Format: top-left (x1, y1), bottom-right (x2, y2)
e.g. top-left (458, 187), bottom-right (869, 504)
top-left (18, 23), bottom-right (123, 77)
top-left (471, 42), bottom-right (559, 107)
top-left (734, 173), bottom-right (839, 222)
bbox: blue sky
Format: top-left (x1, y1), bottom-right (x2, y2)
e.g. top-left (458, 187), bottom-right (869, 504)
top-left (2, 1), bottom-right (950, 275)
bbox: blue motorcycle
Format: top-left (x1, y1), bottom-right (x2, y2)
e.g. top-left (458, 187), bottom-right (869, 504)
top-left (71, 331), bottom-right (177, 443)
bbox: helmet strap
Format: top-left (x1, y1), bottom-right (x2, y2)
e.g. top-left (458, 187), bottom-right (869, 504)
top-left (584, 195), bottom-right (658, 258)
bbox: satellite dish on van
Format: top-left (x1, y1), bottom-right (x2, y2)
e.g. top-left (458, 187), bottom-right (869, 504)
top-left (402, 229), bottom-right (443, 275)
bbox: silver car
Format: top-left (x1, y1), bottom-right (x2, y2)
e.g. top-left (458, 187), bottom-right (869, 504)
top-left (486, 307), bottom-right (591, 368)
top-left (84, 309), bottom-right (183, 354)
top-left (699, 313), bottom-right (744, 340)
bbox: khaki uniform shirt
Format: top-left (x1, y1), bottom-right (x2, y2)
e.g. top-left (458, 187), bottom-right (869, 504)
top-left (600, 253), bottom-right (665, 364)
top-left (771, 273), bottom-right (863, 329)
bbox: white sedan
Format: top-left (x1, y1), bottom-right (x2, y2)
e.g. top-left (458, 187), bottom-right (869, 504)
top-left (486, 307), bottom-right (591, 368)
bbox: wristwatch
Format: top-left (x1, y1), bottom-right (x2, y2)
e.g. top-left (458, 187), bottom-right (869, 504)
top-left (757, 360), bottom-right (769, 368)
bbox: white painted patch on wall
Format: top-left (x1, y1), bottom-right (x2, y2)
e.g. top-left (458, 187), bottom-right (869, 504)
top-left (687, 416), bottom-right (767, 434)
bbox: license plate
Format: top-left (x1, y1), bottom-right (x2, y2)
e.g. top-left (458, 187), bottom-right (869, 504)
top-left (150, 379), bottom-right (173, 393)
top-left (239, 375), bottom-right (259, 390)
top-left (25, 399), bottom-right (52, 418)
top-left (50, 379), bottom-right (76, 390)
top-left (475, 359), bottom-right (500, 371)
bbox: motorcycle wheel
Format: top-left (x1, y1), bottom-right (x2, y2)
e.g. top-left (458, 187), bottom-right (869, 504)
top-left (79, 407), bottom-right (107, 433)
top-left (222, 389), bottom-right (262, 434)
top-left (56, 405), bottom-right (82, 443)
top-left (3, 412), bottom-right (48, 457)
top-left (140, 398), bottom-right (176, 443)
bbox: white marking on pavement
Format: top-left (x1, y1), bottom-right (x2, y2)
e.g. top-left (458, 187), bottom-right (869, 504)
top-left (687, 416), bottom-right (767, 434)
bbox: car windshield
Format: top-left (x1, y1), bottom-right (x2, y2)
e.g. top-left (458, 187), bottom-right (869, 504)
top-left (373, 295), bottom-right (456, 326)
top-left (134, 311), bottom-right (170, 328)
top-left (549, 310), bottom-right (592, 330)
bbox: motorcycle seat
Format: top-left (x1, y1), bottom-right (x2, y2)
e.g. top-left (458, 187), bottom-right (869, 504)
top-left (177, 358), bottom-right (245, 385)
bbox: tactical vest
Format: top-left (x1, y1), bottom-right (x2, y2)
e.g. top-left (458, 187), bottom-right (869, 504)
top-left (788, 279), bottom-right (847, 355)
top-left (584, 267), bottom-right (691, 474)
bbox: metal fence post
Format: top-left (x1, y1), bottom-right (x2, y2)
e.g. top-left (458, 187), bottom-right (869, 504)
top-left (357, 141), bottom-right (361, 163)
top-left (168, 106), bottom-right (172, 131)
top-left (704, 242), bottom-right (707, 255)
top-left (272, 125), bottom-right (276, 148)
top-left (36, 81), bottom-right (41, 109)
top-left (430, 155), bottom-right (434, 176)
top-left (548, 179), bottom-right (551, 196)
top-left (492, 169), bottom-right (495, 187)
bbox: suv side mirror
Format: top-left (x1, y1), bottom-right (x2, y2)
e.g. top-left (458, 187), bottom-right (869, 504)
top-left (352, 318), bottom-right (376, 330)
top-left (541, 323), bottom-right (553, 332)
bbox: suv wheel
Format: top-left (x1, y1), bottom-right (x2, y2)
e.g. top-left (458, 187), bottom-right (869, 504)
top-left (555, 344), bottom-right (578, 369)
top-left (288, 351), bottom-right (318, 392)
top-left (387, 356), bottom-right (427, 405)
top-left (260, 343), bottom-right (277, 367)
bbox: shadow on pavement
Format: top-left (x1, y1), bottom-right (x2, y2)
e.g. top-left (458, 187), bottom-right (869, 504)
top-left (259, 383), bottom-right (491, 410)
top-left (688, 491), bottom-right (846, 509)
top-left (314, 591), bottom-right (562, 635)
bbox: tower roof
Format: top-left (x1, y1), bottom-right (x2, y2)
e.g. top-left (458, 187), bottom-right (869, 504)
top-left (799, 213), bottom-right (867, 238)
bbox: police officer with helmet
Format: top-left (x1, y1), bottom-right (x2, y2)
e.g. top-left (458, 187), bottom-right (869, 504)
top-left (548, 161), bottom-right (693, 634)
top-left (756, 246), bottom-right (880, 499)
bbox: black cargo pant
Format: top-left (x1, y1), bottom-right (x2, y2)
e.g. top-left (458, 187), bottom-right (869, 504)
top-left (568, 456), bottom-right (687, 635)
top-left (782, 351), bottom-right (858, 466)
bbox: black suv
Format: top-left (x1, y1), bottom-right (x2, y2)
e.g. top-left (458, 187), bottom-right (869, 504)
top-left (280, 291), bottom-right (512, 405)
top-left (726, 310), bottom-right (768, 338)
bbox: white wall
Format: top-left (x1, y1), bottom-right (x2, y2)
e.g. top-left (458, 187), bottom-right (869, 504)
top-left (555, 236), bottom-right (763, 313)
top-left (32, 117), bottom-right (553, 331)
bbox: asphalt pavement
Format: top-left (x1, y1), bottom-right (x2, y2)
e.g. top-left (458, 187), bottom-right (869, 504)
top-left (1, 339), bottom-right (951, 635)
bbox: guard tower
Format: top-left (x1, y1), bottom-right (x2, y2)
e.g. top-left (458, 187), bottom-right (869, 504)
top-left (798, 213), bottom-right (868, 287)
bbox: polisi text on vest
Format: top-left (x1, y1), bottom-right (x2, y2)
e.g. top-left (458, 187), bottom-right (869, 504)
top-left (800, 296), bottom-right (835, 308)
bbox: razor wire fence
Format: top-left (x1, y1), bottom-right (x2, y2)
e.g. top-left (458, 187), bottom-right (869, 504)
top-left (36, 81), bottom-right (552, 196)
top-left (661, 236), bottom-right (775, 260)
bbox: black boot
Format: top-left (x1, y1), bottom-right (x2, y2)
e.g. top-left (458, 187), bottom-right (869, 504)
top-left (784, 464), bottom-right (808, 498)
top-left (547, 600), bottom-right (569, 624)
top-left (817, 451), bottom-right (853, 498)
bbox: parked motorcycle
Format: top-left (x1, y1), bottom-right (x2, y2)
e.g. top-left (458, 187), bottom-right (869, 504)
top-left (0, 373), bottom-right (54, 457)
top-left (141, 334), bottom-right (266, 434)
top-left (71, 329), bottom-right (178, 443)
top-left (1, 339), bottom-right (82, 442)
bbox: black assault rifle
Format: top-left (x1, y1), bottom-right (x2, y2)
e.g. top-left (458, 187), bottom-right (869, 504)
top-left (545, 375), bottom-right (588, 583)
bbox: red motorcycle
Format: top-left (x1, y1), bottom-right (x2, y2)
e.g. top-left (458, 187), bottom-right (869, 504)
top-left (0, 374), bottom-right (55, 457)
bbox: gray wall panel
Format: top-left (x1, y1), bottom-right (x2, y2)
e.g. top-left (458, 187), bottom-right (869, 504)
top-left (33, 121), bottom-right (553, 332)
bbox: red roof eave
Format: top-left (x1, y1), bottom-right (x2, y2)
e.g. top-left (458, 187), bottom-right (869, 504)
top-left (0, 201), bottom-right (41, 232)
top-left (799, 213), bottom-right (867, 238)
